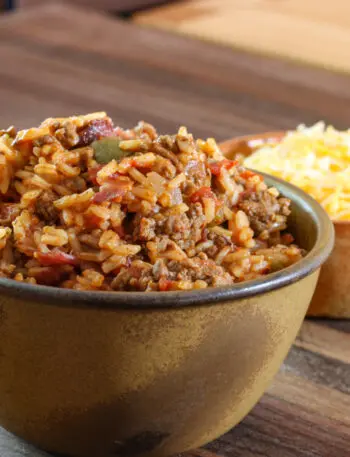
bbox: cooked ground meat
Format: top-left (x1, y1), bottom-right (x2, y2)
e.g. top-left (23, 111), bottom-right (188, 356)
top-left (148, 203), bottom-right (206, 250)
top-left (152, 143), bottom-right (183, 171)
top-left (0, 112), bottom-right (304, 291)
top-left (184, 160), bottom-right (209, 190)
top-left (166, 257), bottom-right (233, 286)
top-left (238, 190), bottom-right (290, 235)
top-left (55, 121), bottom-right (80, 149)
top-left (34, 191), bottom-right (59, 224)
top-left (133, 215), bottom-right (156, 242)
top-left (206, 232), bottom-right (234, 259)
top-left (157, 134), bottom-right (178, 153)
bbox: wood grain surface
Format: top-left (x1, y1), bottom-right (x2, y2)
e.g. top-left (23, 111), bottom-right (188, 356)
top-left (18, 0), bottom-right (167, 13)
top-left (134, 0), bottom-right (350, 74)
top-left (0, 4), bottom-right (349, 457)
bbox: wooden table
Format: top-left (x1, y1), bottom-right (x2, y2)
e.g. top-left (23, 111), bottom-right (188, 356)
top-left (135, 0), bottom-right (350, 74)
top-left (0, 4), bottom-right (350, 457)
top-left (17, 0), bottom-right (168, 13)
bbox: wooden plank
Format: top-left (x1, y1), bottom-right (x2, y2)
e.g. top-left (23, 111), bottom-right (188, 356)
top-left (284, 345), bottom-right (350, 395)
top-left (207, 372), bottom-right (350, 457)
top-left (134, 0), bottom-right (350, 74)
top-left (295, 320), bottom-right (350, 364)
top-left (269, 372), bottom-right (350, 428)
top-left (211, 392), bottom-right (350, 457)
top-left (3, 368), bottom-right (349, 457)
top-left (17, 0), bottom-right (166, 12)
top-left (1, 3), bottom-right (350, 138)
top-left (319, 319), bottom-right (350, 334)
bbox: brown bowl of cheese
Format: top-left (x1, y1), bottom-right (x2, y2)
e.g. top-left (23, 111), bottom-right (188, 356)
top-left (220, 122), bottom-right (350, 318)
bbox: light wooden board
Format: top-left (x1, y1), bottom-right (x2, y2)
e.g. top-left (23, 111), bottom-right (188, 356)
top-left (135, 0), bottom-right (350, 74)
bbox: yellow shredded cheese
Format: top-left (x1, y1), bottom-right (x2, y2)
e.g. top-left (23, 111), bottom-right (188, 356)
top-left (243, 122), bottom-right (350, 221)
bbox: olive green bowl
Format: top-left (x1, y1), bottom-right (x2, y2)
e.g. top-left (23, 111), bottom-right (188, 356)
top-left (0, 174), bottom-right (333, 457)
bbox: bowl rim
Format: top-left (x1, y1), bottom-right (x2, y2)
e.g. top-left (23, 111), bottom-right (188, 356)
top-left (0, 172), bottom-right (334, 310)
top-left (221, 130), bottom-right (350, 226)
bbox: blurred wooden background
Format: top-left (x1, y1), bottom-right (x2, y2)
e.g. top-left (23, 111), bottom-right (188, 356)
top-left (10, 0), bottom-right (350, 76)
top-left (16, 0), bottom-right (168, 12)
top-left (135, 0), bottom-right (350, 74)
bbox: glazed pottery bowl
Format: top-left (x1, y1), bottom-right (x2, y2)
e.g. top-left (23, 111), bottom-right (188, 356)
top-left (221, 132), bottom-right (349, 318)
top-left (0, 174), bottom-right (333, 457)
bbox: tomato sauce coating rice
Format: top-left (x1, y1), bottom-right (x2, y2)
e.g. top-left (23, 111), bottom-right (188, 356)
top-left (0, 113), bottom-right (304, 291)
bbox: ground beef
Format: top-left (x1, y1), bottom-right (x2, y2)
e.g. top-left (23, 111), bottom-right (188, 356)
top-left (163, 214), bottom-right (189, 238)
top-left (151, 157), bottom-right (177, 180)
top-left (55, 121), bottom-right (80, 149)
top-left (278, 197), bottom-right (292, 216)
top-left (167, 258), bottom-right (233, 286)
top-left (238, 190), bottom-right (290, 235)
top-left (111, 261), bottom-right (153, 291)
top-left (34, 191), bottom-right (59, 224)
top-left (206, 232), bottom-right (234, 259)
top-left (33, 135), bottom-right (55, 147)
top-left (152, 143), bottom-right (183, 171)
top-left (184, 160), bottom-right (209, 190)
top-left (133, 215), bottom-right (156, 242)
top-left (157, 135), bottom-right (178, 153)
top-left (63, 177), bottom-right (87, 194)
top-left (149, 203), bottom-right (206, 249)
top-left (187, 203), bottom-right (207, 241)
top-left (120, 255), bottom-right (233, 289)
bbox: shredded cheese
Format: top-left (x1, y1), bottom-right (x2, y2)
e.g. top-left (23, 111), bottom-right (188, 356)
top-left (243, 122), bottom-right (350, 220)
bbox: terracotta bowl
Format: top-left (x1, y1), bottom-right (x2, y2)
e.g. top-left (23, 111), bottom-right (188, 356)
top-left (0, 175), bottom-right (333, 457)
top-left (220, 132), bottom-right (349, 318)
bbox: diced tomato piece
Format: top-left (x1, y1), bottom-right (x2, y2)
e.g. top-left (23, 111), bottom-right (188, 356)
top-left (159, 277), bottom-right (176, 291)
top-left (84, 213), bottom-right (103, 229)
top-left (189, 187), bottom-right (222, 208)
top-left (281, 233), bottom-right (294, 245)
top-left (135, 165), bottom-right (153, 174)
top-left (130, 159), bottom-right (154, 169)
top-left (190, 187), bottom-right (214, 203)
top-left (36, 249), bottom-right (78, 266)
top-left (88, 165), bottom-right (104, 185)
top-left (93, 177), bottom-right (132, 203)
top-left (209, 159), bottom-right (238, 176)
top-left (93, 187), bottom-right (127, 204)
top-left (240, 170), bottom-right (262, 181)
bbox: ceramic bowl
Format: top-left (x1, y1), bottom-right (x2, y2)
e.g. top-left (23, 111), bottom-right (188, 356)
top-left (0, 175), bottom-right (333, 457)
top-left (220, 132), bottom-right (348, 318)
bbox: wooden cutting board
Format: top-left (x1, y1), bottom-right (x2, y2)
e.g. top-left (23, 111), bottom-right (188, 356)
top-left (135, 0), bottom-right (350, 74)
